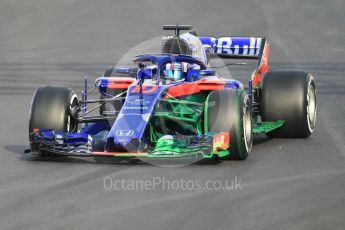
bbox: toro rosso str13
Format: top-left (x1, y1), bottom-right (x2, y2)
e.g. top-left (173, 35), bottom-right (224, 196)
top-left (28, 25), bottom-right (317, 161)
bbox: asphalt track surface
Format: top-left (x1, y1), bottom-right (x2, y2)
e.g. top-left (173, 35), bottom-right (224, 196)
top-left (1, 0), bottom-right (345, 229)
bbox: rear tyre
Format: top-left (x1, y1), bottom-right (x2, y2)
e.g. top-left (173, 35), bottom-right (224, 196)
top-left (104, 67), bottom-right (115, 77)
top-left (206, 89), bottom-right (253, 160)
top-left (261, 70), bottom-right (317, 138)
top-left (29, 85), bottom-right (79, 152)
top-left (103, 67), bottom-right (137, 78)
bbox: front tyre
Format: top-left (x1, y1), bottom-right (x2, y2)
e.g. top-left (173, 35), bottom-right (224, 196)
top-left (206, 89), bottom-right (253, 160)
top-left (29, 85), bottom-right (79, 152)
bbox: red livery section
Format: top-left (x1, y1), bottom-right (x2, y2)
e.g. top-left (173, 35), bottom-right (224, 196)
top-left (92, 151), bottom-right (147, 156)
top-left (166, 79), bottom-right (226, 97)
top-left (131, 85), bottom-right (159, 94)
top-left (105, 77), bottom-right (135, 89)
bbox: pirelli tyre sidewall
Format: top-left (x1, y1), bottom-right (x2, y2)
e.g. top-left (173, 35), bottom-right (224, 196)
top-left (261, 70), bottom-right (317, 138)
top-left (29, 85), bottom-right (79, 152)
top-left (206, 89), bottom-right (253, 160)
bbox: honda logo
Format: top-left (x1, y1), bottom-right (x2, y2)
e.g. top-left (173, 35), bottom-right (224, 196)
top-left (115, 130), bottom-right (134, 136)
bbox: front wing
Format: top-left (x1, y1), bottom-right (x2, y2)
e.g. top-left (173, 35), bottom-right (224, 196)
top-left (29, 129), bottom-right (231, 159)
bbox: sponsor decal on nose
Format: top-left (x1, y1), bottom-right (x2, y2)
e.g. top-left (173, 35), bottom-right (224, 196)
top-left (115, 130), bottom-right (135, 136)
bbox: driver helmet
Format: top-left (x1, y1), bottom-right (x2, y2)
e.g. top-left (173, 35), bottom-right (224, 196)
top-left (164, 62), bottom-right (189, 81)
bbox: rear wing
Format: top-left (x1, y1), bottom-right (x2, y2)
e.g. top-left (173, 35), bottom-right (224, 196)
top-left (199, 36), bottom-right (270, 87)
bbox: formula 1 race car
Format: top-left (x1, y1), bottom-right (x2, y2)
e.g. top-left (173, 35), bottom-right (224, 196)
top-left (27, 25), bottom-right (317, 161)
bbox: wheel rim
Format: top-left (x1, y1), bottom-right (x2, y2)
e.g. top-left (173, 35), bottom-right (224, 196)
top-left (243, 105), bottom-right (252, 153)
top-left (307, 82), bottom-right (317, 132)
top-left (67, 94), bottom-right (79, 132)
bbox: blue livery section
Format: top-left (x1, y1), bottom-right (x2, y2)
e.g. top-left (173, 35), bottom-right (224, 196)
top-left (108, 85), bottom-right (165, 147)
top-left (199, 36), bottom-right (263, 57)
top-left (32, 129), bottom-right (93, 154)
